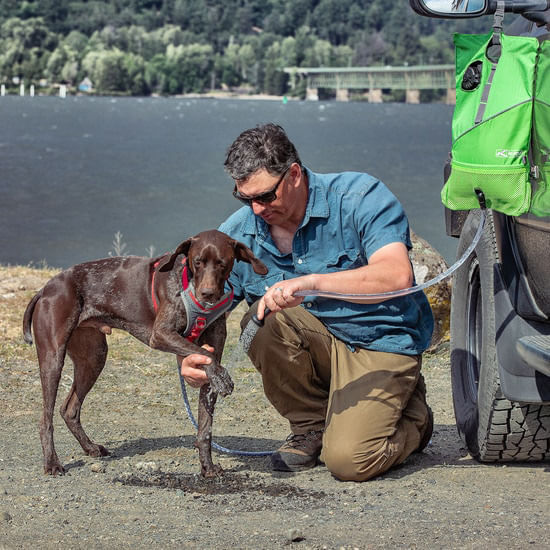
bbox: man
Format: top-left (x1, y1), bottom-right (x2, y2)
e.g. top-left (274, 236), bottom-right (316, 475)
top-left (180, 123), bottom-right (434, 482)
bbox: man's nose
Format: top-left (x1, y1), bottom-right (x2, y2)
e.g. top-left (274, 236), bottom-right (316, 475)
top-left (252, 201), bottom-right (266, 214)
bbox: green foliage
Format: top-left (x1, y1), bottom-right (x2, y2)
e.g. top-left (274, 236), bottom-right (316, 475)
top-left (0, 0), bottom-right (499, 96)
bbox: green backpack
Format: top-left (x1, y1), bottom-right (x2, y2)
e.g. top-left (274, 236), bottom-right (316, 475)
top-left (442, 17), bottom-right (550, 217)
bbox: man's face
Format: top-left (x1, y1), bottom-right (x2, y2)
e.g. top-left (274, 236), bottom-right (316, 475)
top-left (234, 165), bottom-right (297, 225)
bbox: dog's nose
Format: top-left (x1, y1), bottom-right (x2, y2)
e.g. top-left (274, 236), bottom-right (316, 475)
top-left (198, 287), bottom-right (217, 302)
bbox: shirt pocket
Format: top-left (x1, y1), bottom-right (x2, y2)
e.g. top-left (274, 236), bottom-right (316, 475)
top-left (244, 271), bottom-right (286, 304)
top-left (324, 249), bottom-right (364, 272)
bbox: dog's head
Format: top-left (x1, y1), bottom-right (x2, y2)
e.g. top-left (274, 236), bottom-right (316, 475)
top-left (158, 229), bottom-right (268, 304)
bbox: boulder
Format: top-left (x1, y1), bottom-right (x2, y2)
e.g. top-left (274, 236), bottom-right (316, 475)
top-left (409, 231), bottom-right (452, 351)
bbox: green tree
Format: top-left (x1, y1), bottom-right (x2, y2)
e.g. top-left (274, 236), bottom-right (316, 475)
top-left (45, 44), bottom-right (78, 83)
top-left (0, 17), bottom-right (57, 81)
top-left (82, 48), bottom-right (128, 92)
top-left (238, 43), bottom-right (256, 85)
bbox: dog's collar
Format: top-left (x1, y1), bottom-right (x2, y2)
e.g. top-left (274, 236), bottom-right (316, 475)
top-left (151, 257), bottom-right (233, 343)
top-left (179, 259), bottom-right (233, 342)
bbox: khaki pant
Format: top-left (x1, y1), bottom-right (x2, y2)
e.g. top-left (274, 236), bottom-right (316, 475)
top-left (242, 305), bottom-right (431, 481)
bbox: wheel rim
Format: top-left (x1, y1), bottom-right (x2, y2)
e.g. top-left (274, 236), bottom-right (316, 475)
top-left (465, 258), bottom-right (481, 404)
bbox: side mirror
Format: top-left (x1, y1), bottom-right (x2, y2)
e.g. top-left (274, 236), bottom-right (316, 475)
top-left (409, 0), bottom-right (488, 18)
top-left (409, 0), bottom-right (550, 19)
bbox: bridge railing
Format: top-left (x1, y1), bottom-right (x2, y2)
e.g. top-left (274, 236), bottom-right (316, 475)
top-left (283, 65), bottom-right (456, 103)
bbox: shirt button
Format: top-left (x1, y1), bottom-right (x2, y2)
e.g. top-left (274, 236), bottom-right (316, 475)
top-left (297, 258), bottom-right (303, 264)
top-left (264, 285), bottom-right (269, 291)
top-left (306, 302), bottom-right (312, 308)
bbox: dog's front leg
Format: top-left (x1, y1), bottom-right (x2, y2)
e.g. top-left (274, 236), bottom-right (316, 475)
top-left (195, 385), bottom-right (223, 477)
top-left (150, 311), bottom-right (233, 396)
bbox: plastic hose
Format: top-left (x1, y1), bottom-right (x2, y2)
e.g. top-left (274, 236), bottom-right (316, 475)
top-left (180, 206), bottom-right (487, 457)
top-left (294, 208), bottom-right (487, 301)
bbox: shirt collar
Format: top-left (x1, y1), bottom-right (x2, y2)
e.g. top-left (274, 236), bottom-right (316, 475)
top-left (300, 166), bottom-right (330, 227)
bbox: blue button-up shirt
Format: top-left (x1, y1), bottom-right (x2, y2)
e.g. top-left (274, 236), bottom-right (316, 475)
top-left (219, 167), bottom-right (434, 355)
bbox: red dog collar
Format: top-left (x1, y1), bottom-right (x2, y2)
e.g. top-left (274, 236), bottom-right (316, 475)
top-left (151, 258), bottom-right (233, 343)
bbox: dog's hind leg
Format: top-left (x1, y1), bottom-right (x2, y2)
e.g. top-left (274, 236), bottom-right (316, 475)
top-left (34, 329), bottom-right (69, 475)
top-left (62, 327), bottom-right (109, 458)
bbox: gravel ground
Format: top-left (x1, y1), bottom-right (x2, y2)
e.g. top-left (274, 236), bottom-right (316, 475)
top-left (1, 266), bottom-right (549, 550)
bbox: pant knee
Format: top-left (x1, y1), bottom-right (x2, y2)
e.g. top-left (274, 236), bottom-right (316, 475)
top-left (323, 437), bottom-right (403, 482)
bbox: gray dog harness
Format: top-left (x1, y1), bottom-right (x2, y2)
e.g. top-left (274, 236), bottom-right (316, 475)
top-left (179, 259), bottom-right (234, 343)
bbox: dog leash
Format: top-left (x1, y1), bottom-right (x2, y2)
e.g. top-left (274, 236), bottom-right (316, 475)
top-left (167, 259), bottom-right (272, 456)
top-left (177, 366), bottom-right (273, 457)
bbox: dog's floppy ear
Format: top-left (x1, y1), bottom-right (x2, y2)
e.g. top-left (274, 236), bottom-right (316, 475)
top-left (234, 241), bottom-right (268, 275)
top-left (158, 238), bottom-right (194, 272)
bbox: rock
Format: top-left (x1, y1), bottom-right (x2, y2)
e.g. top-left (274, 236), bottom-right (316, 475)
top-left (287, 528), bottom-right (305, 542)
top-left (410, 231), bottom-right (452, 351)
top-left (90, 463), bottom-right (105, 473)
top-left (2, 511), bottom-right (12, 523)
top-left (135, 461), bottom-right (160, 473)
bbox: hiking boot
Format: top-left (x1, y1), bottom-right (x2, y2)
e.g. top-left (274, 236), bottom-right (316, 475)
top-left (415, 405), bottom-right (433, 453)
top-left (270, 430), bottom-right (324, 472)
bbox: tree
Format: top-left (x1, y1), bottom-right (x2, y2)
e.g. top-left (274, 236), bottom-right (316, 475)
top-left (263, 41), bottom-right (284, 95)
top-left (0, 17), bottom-right (57, 81)
top-left (238, 43), bottom-right (256, 84)
top-left (45, 44), bottom-right (78, 83)
top-left (82, 48), bottom-right (128, 92)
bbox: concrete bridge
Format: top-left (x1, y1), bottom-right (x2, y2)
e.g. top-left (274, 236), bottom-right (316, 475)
top-left (283, 65), bottom-right (456, 103)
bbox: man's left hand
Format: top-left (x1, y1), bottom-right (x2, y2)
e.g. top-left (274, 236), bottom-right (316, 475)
top-left (257, 276), bottom-right (312, 320)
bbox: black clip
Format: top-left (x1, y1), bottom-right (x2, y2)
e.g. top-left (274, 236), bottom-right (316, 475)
top-left (474, 188), bottom-right (487, 210)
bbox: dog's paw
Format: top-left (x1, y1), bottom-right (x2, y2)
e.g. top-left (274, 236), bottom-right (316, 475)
top-left (87, 444), bottom-right (110, 458)
top-left (205, 365), bottom-right (234, 397)
top-left (44, 460), bottom-right (66, 476)
top-left (202, 463), bottom-right (224, 478)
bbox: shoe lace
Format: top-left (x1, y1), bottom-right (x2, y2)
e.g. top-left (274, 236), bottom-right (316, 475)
top-left (285, 430), bottom-right (322, 448)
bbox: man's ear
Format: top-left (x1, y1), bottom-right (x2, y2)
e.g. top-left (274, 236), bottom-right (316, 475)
top-left (158, 238), bottom-right (194, 272)
top-left (234, 241), bottom-right (268, 275)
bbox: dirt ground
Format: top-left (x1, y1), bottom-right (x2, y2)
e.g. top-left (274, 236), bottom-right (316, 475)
top-left (1, 266), bottom-right (549, 550)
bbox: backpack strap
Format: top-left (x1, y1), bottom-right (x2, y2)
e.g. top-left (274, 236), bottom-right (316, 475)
top-left (475, 0), bottom-right (506, 124)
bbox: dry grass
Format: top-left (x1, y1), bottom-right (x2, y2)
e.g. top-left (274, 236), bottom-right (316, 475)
top-left (0, 263), bottom-right (250, 385)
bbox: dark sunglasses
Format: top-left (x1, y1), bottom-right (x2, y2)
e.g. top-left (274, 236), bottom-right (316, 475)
top-left (232, 167), bottom-right (290, 206)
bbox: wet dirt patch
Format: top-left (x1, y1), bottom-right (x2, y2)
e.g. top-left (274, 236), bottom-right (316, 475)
top-left (113, 470), bottom-right (327, 500)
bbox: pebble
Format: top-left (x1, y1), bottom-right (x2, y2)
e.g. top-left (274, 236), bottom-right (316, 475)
top-left (2, 511), bottom-right (12, 523)
top-left (90, 463), bottom-right (105, 473)
top-left (135, 461), bottom-right (160, 473)
top-left (287, 528), bottom-right (305, 542)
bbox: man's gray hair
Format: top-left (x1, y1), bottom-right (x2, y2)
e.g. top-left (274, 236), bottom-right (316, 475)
top-left (224, 123), bottom-right (301, 181)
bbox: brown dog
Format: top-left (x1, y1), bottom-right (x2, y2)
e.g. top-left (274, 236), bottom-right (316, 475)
top-left (22, 229), bottom-right (267, 477)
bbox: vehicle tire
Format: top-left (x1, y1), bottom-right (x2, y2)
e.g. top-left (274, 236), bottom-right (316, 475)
top-left (450, 209), bottom-right (550, 461)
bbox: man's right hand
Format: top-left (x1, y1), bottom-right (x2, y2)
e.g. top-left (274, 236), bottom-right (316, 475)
top-left (177, 345), bottom-right (214, 388)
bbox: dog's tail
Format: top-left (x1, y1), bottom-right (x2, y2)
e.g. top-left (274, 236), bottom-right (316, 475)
top-left (22, 290), bottom-right (42, 345)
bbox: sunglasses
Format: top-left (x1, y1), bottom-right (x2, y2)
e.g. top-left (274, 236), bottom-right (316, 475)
top-left (232, 167), bottom-right (290, 206)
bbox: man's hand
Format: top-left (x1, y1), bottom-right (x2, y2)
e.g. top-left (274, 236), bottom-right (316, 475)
top-left (257, 276), bottom-right (310, 320)
top-left (177, 344), bottom-right (214, 388)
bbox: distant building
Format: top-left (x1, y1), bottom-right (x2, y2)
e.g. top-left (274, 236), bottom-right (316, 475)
top-left (78, 77), bottom-right (93, 92)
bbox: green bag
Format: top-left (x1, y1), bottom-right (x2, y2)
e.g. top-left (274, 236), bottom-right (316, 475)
top-left (442, 31), bottom-right (538, 216)
top-left (442, 21), bottom-right (550, 218)
top-left (531, 39), bottom-right (550, 217)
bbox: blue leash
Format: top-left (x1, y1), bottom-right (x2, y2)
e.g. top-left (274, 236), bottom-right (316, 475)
top-left (177, 364), bottom-right (273, 457)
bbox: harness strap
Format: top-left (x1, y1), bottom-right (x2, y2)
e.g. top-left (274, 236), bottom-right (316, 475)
top-left (179, 275), bottom-right (233, 342)
top-left (151, 257), bottom-right (233, 343)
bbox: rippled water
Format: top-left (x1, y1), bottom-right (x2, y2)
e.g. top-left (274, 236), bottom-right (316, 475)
top-left (0, 96), bottom-right (456, 267)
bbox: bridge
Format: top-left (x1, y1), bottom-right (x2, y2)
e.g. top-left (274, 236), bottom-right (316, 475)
top-left (283, 65), bottom-right (456, 103)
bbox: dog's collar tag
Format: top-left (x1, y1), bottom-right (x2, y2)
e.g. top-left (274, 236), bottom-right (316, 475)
top-left (180, 261), bottom-right (233, 343)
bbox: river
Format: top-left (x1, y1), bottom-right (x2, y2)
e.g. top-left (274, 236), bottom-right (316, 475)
top-left (0, 95), bottom-right (456, 267)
